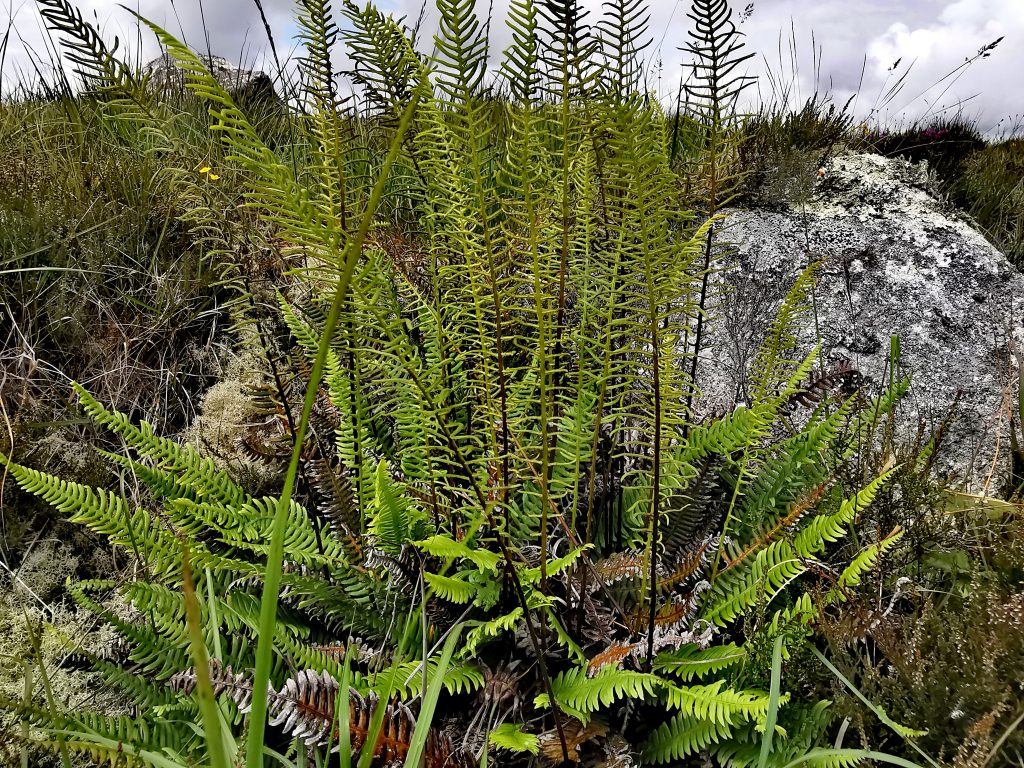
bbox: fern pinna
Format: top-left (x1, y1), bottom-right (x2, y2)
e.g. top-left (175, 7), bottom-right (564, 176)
top-left (0, 0), bottom-right (913, 765)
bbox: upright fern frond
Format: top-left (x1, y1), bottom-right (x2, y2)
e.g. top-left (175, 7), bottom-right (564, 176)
top-left (341, 1), bottom-right (421, 113)
top-left (683, 0), bottom-right (755, 134)
top-left (596, 0), bottom-right (651, 98)
top-left (750, 262), bottom-right (823, 402)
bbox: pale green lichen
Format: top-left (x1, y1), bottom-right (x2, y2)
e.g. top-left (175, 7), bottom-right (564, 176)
top-left (181, 330), bottom-right (276, 484)
top-left (0, 542), bottom-right (129, 767)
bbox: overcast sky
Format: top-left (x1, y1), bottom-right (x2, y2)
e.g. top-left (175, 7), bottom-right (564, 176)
top-left (2, 0), bottom-right (1020, 134)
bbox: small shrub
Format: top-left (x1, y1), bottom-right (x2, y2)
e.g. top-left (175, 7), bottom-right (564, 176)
top-left (738, 95), bottom-right (854, 207)
top-left (862, 114), bottom-right (985, 184)
top-left (949, 139), bottom-right (1024, 267)
top-left (822, 583), bottom-right (1024, 768)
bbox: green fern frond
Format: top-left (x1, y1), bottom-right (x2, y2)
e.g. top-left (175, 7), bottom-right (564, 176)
top-left (664, 680), bottom-right (779, 727)
top-left (751, 263), bottom-right (822, 401)
top-left (641, 713), bottom-right (736, 764)
top-left (835, 528), bottom-right (904, 591)
top-left (537, 666), bottom-right (661, 723)
top-left (653, 643), bottom-right (747, 682)
top-left (75, 384), bottom-right (247, 507)
top-left (423, 571), bottom-right (477, 604)
top-left (792, 468), bottom-right (898, 557)
top-left (341, 0), bottom-right (421, 113)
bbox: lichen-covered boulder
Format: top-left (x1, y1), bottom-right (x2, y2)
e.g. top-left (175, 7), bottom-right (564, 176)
top-left (701, 151), bottom-right (1024, 489)
top-left (143, 52), bottom-right (278, 105)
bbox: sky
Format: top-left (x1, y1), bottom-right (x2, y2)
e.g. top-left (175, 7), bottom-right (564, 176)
top-left (1, 0), bottom-right (1020, 134)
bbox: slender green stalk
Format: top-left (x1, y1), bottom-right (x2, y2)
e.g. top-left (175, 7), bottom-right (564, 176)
top-left (24, 616), bottom-right (71, 768)
top-left (336, 645), bottom-right (355, 768)
top-left (183, 546), bottom-right (230, 768)
top-left (403, 624), bottom-right (464, 767)
top-left (758, 635), bottom-right (784, 768)
top-left (782, 750), bottom-right (925, 768)
top-left (245, 93), bottom-right (421, 767)
top-left (811, 648), bottom-right (940, 768)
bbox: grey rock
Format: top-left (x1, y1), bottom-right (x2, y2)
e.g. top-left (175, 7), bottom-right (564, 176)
top-left (143, 52), bottom-right (278, 104)
top-left (699, 151), bottom-right (1023, 490)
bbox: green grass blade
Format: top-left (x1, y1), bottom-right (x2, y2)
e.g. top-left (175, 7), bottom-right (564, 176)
top-left (782, 748), bottom-right (925, 768)
top-left (811, 648), bottom-right (939, 768)
top-left (246, 89), bottom-right (423, 768)
top-left (183, 546), bottom-right (230, 768)
top-left (338, 645), bottom-right (355, 768)
top-left (758, 634), bottom-right (784, 768)
top-left (403, 624), bottom-right (464, 768)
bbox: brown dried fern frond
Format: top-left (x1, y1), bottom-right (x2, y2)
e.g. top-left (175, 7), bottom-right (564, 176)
top-left (169, 660), bottom-right (259, 713)
top-left (725, 482), bottom-right (827, 570)
top-left (593, 551), bottom-right (644, 586)
top-left (656, 534), bottom-right (717, 592)
top-left (586, 643), bottom-right (637, 677)
top-left (171, 663), bottom-right (475, 766)
top-left (622, 588), bottom-right (707, 635)
top-left (787, 358), bottom-right (863, 410)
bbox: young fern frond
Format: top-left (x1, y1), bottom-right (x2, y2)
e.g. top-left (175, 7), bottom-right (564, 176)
top-left (298, 0), bottom-right (353, 232)
top-left (641, 713), bottom-right (737, 764)
top-left (596, 0), bottom-right (651, 98)
top-left (538, 666), bottom-right (662, 723)
top-left (751, 262), bottom-right (823, 402)
top-left (432, 0), bottom-right (489, 108)
top-left (341, 0), bottom-right (420, 113)
top-left (8, 3), bottom-right (920, 766)
top-left (683, 0), bottom-right (756, 134)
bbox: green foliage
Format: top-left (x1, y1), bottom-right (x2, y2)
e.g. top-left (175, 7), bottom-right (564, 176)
top-left (739, 95), bottom-right (854, 207)
top-left (488, 723), bottom-right (540, 754)
top-left (0, 0), bottom-right (922, 766)
top-left (865, 115), bottom-right (986, 184)
top-left (949, 138), bottom-right (1024, 268)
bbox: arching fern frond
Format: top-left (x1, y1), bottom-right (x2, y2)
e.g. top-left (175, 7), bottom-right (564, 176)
top-left (641, 713), bottom-right (736, 764)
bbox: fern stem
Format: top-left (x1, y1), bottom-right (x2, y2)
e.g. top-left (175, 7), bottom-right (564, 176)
top-left (645, 289), bottom-right (663, 665)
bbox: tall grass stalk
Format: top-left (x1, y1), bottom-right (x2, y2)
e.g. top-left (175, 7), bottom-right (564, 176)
top-left (245, 92), bottom-right (423, 767)
top-left (757, 635), bottom-right (784, 768)
top-left (401, 624), bottom-right (464, 768)
top-left (182, 546), bottom-right (230, 768)
top-left (811, 647), bottom-right (940, 768)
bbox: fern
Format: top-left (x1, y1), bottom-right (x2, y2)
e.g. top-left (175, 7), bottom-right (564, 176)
top-left (489, 723), bottom-right (541, 754)
top-left (664, 680), bottom-right (779, 726)
top-left (538, 666), bottom-right (662, 723)
top-left (653, 643), bottom-right (747, 682)
top-left (4, 2), bottom-right (920, 766)
top-left (642, 714), bottom-right (737, 764)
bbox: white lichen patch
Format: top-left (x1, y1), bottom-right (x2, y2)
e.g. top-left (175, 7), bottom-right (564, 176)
top-left (12, 541), bottom-right (78, 601)
top-left (180, 327), bottom-right (276, 482)
top-left (0, 548), bottom-right (131, 752)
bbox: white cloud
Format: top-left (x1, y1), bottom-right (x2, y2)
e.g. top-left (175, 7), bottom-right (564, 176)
top-left (863, 0), bottom-right (1022, 130)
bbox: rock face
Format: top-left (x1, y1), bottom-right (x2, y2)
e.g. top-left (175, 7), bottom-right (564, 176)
top-left (143, 53), bottom-right (277, 104)
top-left (701, 151), bottom-right (1023, 489)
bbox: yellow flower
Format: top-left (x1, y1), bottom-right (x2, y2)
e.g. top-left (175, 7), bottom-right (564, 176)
top-left (208, 173), bottom-right (220, 181)
top-left (199, 165), bottom-right (211, 174)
